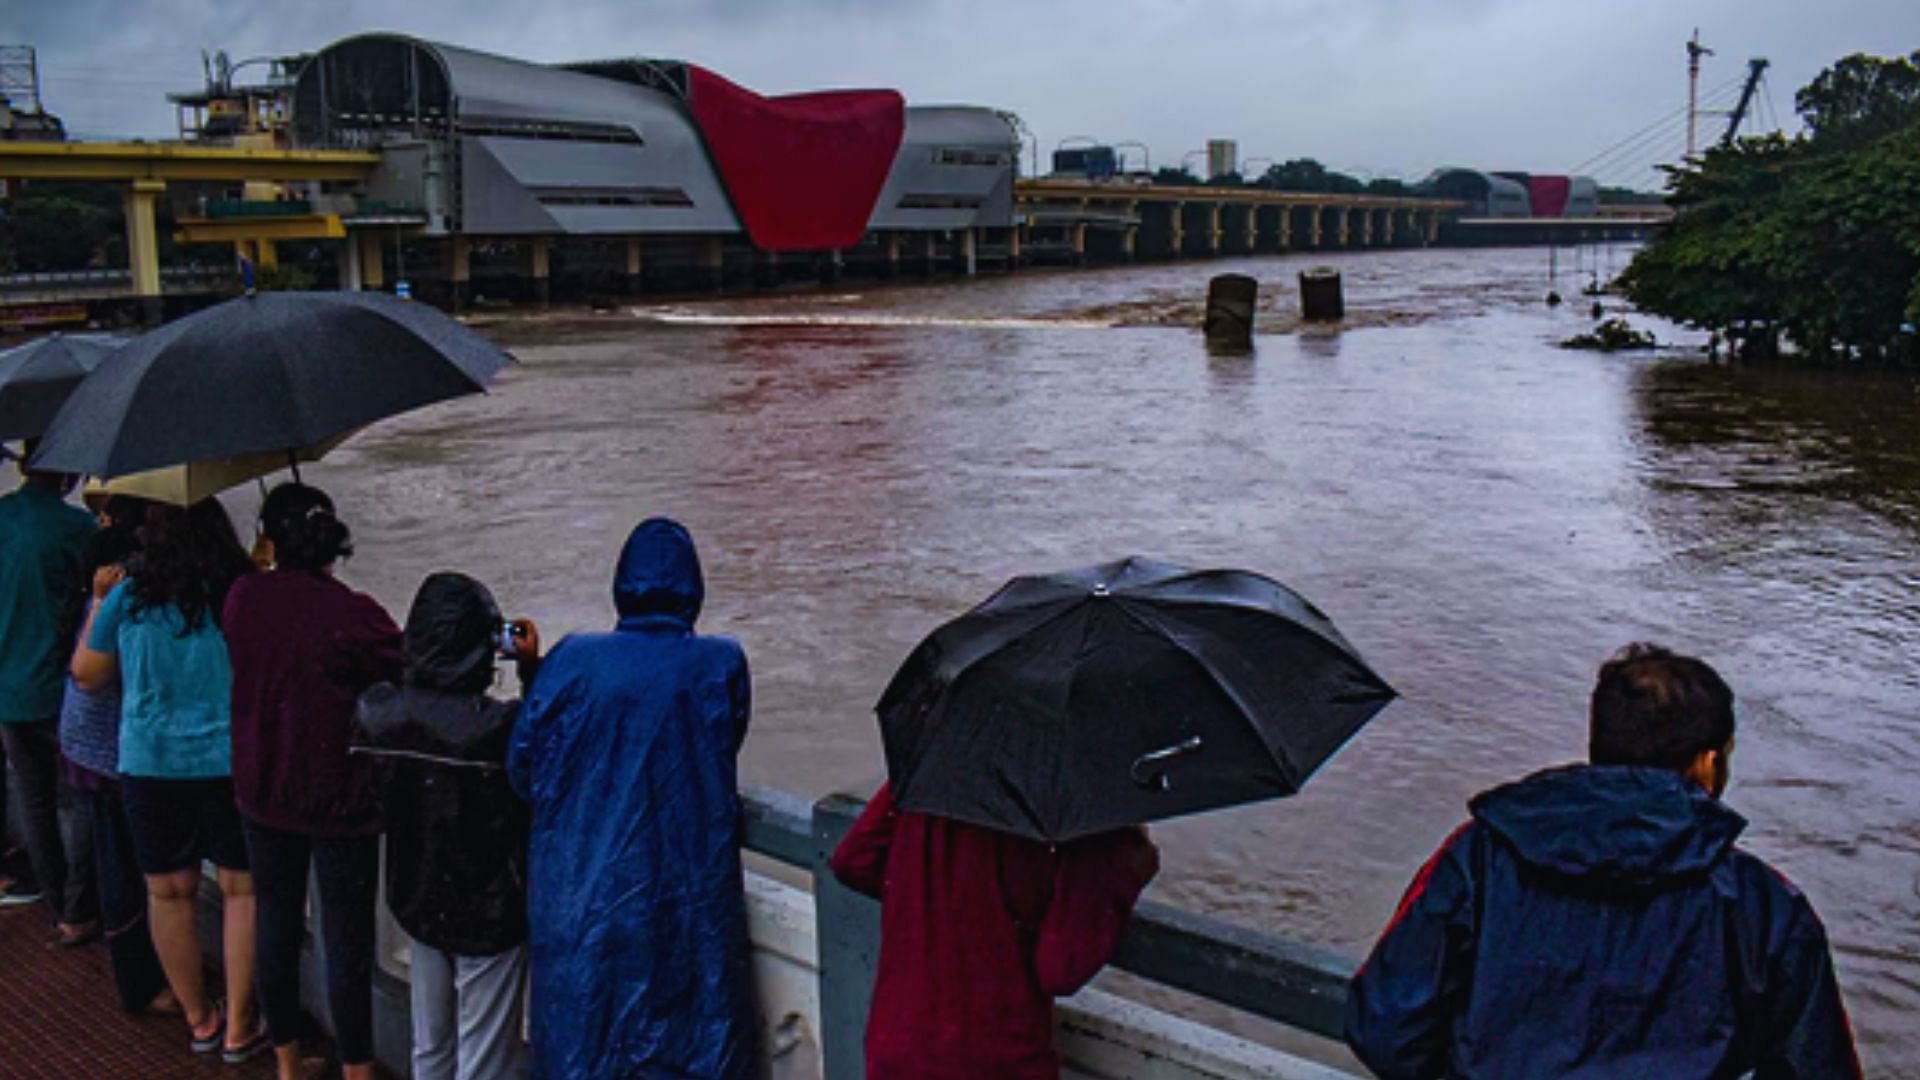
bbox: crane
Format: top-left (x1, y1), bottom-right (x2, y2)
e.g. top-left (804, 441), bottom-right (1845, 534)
top-left (1719, 58), bottom-right (1772, 147)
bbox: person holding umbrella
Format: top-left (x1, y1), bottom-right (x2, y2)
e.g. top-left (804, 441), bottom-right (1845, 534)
top-left (831, 788), bottom-right (1160, 1078)
top-left (835, 557), bottom-right (1396, 1078)
top-left (0, 439), bottom-right (98, 942)
top-left (71, 497), bottom-right (265, 1060)
top-left (223, 483), bottom-right (403, 1080)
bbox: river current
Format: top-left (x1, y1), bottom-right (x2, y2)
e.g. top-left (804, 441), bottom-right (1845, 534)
top-left (39, 246), bottom-right (1920, 1068)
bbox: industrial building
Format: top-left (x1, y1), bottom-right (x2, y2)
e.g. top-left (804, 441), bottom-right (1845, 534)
top-left (1421, 168), bottom-right (1600, 218)
top-left (234, 32), bottom-right (1020, 302)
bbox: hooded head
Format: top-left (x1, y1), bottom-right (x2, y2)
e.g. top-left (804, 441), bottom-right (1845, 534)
top-left (1472, 765), bottom-right (1746, 893)
top-left (404, 572), bottom-right (503, 694)
top-left (614, 517), bottom-right (704, 627)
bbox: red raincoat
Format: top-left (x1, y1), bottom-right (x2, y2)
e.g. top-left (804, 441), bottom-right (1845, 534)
top-left (830, 783), bottom-right (1159, 1080)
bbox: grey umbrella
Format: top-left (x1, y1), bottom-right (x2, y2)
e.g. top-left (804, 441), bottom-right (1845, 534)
top-left (0, 333), bottom-right (122, 441)
top-left (32, 292), bottom-right (510, 479)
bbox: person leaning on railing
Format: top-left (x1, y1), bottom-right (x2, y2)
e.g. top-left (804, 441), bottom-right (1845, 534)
top-left (1345, 643), bottom-right (1862, 1079)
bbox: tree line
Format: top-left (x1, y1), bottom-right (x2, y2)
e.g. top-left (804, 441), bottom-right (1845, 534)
top-left (1621, 51), bottom-right (1920, 365)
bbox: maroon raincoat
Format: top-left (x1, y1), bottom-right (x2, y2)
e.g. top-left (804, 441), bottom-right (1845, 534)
top-left (830, 783), bottom-right (1159, 1080)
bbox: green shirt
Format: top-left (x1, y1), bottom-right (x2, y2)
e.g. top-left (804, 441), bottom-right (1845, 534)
top-left (0, 483), bottom-right (96, 724)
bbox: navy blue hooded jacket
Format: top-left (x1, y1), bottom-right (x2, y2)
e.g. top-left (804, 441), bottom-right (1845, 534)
top-left (508, 519), bottom-right (755, 1079)
top-left (1346, 765), bottom-right (1860, 1079)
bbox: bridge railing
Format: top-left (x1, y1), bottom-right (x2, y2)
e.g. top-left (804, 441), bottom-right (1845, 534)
top-left (741, 786), bottom-right (1357, 1080)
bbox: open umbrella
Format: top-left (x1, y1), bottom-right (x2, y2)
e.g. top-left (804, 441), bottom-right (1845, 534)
top-left (80, 431), bottom-right (356, 507)
top-left (878, 557), bottom-right (1396, 842)
top-left (0, 333), bottom-right (122, 440)
top-left (31, 291), bottom-right (509, 479)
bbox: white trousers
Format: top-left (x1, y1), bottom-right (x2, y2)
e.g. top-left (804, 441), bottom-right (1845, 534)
top-left (409, 938), bottom-right (530, 1080)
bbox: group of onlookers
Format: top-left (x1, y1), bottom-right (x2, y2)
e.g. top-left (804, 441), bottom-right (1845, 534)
top-left (0, 443), bottom-right (1871, 1079)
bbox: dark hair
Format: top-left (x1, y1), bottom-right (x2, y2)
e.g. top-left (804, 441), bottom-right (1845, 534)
top-left (128, 499), bottom-right (254, 634)
top-left (1589, 643), bottom-right (1736, 772)
top-left (260, 483), bottom-right (353, 571)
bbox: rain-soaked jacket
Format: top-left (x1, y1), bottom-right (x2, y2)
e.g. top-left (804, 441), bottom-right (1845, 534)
top-left (1346, 765), bottom-right (1861, 1079)
top-left (831, 782), bottom-right (1159, 1080)
top-left (508, 519), bottom-right (754, 1080)
top-left (353, 572), bottom-right (529, 957)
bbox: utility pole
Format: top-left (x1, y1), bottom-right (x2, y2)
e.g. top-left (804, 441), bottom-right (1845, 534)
top-left (1686, 29), bottom-right (1715, 160)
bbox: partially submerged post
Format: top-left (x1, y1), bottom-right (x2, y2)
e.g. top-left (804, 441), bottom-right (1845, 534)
top-left (1203, 274), bottom-right (1258, 350)
top-left (1299, 268), bottom-right (1343, 321)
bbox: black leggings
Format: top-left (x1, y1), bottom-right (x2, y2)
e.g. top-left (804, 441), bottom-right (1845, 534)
top-left (243, 821), bottom-right (379, 1064)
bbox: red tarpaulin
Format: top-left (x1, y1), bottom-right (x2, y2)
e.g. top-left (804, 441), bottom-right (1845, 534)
top-left (684, 66), bottom-right (905, 252)
top-left (1527, 175), bottom-right (1572, 218)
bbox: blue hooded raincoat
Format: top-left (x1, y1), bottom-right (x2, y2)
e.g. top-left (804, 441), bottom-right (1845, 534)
top-left (1346, 765), bottom-right (1860, 1079)
top-left (508, 519), bottom-right (755, 1079)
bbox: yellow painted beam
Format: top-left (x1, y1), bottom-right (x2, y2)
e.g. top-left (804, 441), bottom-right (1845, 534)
top-left (0, 142), bottom-right (378, 182)
top-left (173, 214), bottom-right (347, 243)
top-left (123, 179), bottom-right (164, 298)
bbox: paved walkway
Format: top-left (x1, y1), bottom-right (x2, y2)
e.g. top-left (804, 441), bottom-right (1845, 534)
top-left (0, 902), bottom-right (277, 1079)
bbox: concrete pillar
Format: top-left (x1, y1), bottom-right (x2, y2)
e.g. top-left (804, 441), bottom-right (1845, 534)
top-left (1123, 226), bottom-right (1137, 261)
top-left (255, 238), bottom-right (280, 270)
top-left (1337, 207), bottom-right (1351, 248)
top-left (447, 235), bottom-right (472, 307)
top-left (817, 249), bottom-right (844, 286)
top-left (879, 233), bottom-right (901, 278)
top-left (701, 235), bottom-right (725, 290)
top-left (1171, 202), bottom-right (1185, 257)
top-left (521, 237), bottom-right (551, 305)
top-left (1208, 204), bottom-right (1223, 255)
top-left (1383, 209), bottom-right (1396, 246)
top-left (920, 232), bottom-right (938, 276)
top-left (357, 231), bottom-right (386, 291)
top-left (1309, 206), bottom-right (1324, 248)
top-left (1243, 206), bottom-right (1258, 254)
top-left (1426, 209), bottom-right (1441, 246)
top-left (1360, 209), bottom-right (1374, 247)
top-left (122, 179), bottom-right (164, 324)
top-left (339, 237), bottom-right (363, 292)
top-left (1070, 223), bottom-right (1087, 266)
top-left (1005, 226), bottom-right (1021, 268)
top-left (1280, 206), bottom-right (1293, 250)
top-left (958, 228), bottom-right (977, 275)
top-left (623, 237), bottom-right (644, 295)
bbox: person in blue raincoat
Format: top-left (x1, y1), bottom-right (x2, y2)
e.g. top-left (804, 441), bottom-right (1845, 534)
top-left (507, 518), bottom-right (755, 1079)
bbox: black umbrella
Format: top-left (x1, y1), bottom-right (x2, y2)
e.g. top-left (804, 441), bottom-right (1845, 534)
top-left (879, 557), bottom-right (1396, 842)
top-left (0, 333), bottom-right (121, 441)
top-left (31, 292), bottom-right (509, 479)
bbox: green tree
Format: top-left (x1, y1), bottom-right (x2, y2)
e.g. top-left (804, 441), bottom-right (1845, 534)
top-left (1152, 167), bottom-right (1200, 186)
top-left (1795, 51), bottom-right (1920, 148)
top-left (1253, 158), bottom-right (1364, 194)
top-left (1622, 52), bottom-right (1920, 363)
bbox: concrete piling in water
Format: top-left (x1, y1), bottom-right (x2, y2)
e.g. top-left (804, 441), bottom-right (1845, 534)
top-left (1300, 268), bottom-right (1343, 321)
top-left (1204, 273), bottom-right (1258, 350)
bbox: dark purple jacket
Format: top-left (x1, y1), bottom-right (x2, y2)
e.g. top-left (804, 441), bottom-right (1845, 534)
top-left (225, 569), bottom-right (403, 835)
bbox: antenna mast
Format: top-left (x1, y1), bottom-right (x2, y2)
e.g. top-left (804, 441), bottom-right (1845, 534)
top-left (1686, 29), bottom-right (1715, 159)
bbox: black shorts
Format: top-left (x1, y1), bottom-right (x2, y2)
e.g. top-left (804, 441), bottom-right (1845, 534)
top-left (120, 776), bottom-right (251, 875)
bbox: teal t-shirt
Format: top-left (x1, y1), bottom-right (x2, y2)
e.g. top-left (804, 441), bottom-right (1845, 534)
top-left (88, 580), bottom-right (232, 779)
top-left (0, 484), bottom-right (96, 723)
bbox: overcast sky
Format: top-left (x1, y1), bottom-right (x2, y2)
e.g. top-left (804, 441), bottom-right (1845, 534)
top-left (5, 0), bottom-right (1914, 189)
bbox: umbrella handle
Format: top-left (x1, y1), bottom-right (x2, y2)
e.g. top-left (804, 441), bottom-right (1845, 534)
top-left (1130, 736), bottom-right (1204, 792)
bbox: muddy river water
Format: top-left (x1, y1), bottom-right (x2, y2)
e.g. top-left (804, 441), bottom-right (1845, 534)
top-left (53, 246), bottom-right (1920, 1067)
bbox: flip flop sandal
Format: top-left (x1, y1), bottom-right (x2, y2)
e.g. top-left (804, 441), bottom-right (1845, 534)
top-left (222, 1025), bottom-right (273, 1065)
top-left (189, 1002), bottom-right (226, 1054)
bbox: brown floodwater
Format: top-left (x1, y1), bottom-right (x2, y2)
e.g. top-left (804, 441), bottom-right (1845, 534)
top-left (28, 245), bottom-right (1919, 1068)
